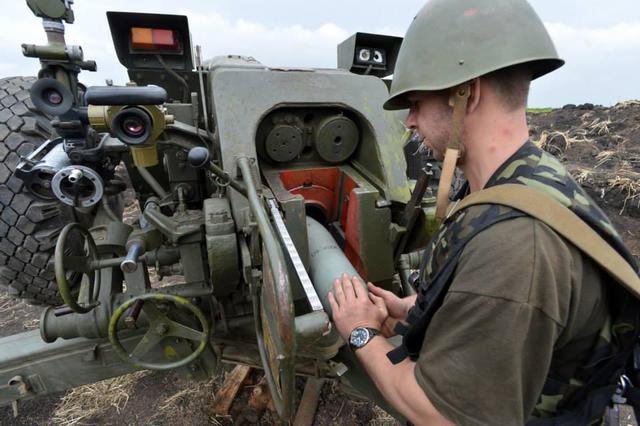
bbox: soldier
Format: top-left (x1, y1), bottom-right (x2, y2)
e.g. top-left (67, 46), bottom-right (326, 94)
top-left (329, 0), bottom-right (639, 424)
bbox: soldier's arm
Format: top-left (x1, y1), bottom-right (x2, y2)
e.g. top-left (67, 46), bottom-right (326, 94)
top-left (329, 275), bottom-right (452, 424)
top-left (355, 337), bottom-right (454, 426)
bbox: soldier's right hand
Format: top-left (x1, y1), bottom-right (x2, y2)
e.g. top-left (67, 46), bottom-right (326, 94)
top-left (367, 283), bottom-right (416, 337)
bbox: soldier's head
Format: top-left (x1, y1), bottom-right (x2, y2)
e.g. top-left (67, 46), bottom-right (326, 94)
top-left (387, 0), bottom-right (563, 159)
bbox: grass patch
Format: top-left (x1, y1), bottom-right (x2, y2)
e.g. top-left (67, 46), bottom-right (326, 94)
top-left (533, 130), bottom-right (592, 154)
top-left (0, 287), bottom-right (40, 332)
top-left (528, 107), bottom-right (553, 113)
top-left (615, 100), bottom-right (640, 108)
top-left (51, 371), bottom-right (151, 426)
top-left (595, 150), bottom-right (617, 168)
top-left (607, 172), bottom-right (640, 215)
top-left (586, 117), bottom-right (612, 136)
top-left (574, 168), bottom-right (594, 185)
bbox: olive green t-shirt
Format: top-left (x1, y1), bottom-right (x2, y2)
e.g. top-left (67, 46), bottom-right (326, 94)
top-left (414, 214), bottom-right (609, 425)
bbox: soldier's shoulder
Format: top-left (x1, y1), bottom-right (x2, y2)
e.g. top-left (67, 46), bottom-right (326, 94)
top-left (453, 215), bottom-right (578, 324)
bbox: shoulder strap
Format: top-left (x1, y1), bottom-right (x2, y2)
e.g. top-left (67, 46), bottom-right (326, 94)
top-left (447, 184), bottom-right (640, 298)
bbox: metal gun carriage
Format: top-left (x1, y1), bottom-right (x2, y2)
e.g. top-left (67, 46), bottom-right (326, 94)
top-left (0, 0), bottom-right (434, 420)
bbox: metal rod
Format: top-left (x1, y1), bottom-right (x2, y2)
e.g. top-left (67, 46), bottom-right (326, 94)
top-left (237, 158), bottom-right (288, 296)
top-left (90, 248), bottom-right (180, 271)
top-left (91, 257), bottom-right (123, 269)
top-left (209, 162), bottom-right (247, 196)
top-left (42, 18), bottom-right (66, 45)
top-left (121, 242), bottom-right (144, 273)
top-left (195, 45), bottom-right (214, 142)
top-left (237, 156), bottom-right (293, 418)
top-left (136, 166), bottom-right (168, 199)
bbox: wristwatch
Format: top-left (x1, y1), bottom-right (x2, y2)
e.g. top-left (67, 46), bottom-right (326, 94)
top-left (349, 327), bottom-right (380, 351)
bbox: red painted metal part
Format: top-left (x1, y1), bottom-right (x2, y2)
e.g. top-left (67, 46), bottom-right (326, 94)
top-left (279, 168), bottom-right (341, 220)
top-left (276, 168), bottom-right (366, 278)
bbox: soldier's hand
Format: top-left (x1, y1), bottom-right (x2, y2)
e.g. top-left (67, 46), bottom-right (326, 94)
top-left (368, 283), bottom-right (416, 337)
top-left (328, 273), bottom-right (387, 341)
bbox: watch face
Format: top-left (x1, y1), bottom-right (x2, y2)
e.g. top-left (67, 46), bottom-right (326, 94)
top-left (350, 328), bottom-right (371, 348)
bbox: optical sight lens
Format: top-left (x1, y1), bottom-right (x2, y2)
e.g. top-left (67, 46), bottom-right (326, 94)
top-left (123, 117), bottom-right (145, 136)
top-left (44, 89), bottom-right (63, 105)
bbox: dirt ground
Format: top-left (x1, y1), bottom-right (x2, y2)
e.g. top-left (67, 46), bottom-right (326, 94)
top-left (0, 283), bottom-right (394, 426)
top-left (528, 101), bottom-right (640, 259)
top-left (0, 101), bottom-right (639, 425)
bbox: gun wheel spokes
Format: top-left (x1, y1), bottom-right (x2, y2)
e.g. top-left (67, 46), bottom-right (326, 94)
top-left (54, 223), bottom-right (101, 313)
top-left (108, 293), bottom-right (211, 371)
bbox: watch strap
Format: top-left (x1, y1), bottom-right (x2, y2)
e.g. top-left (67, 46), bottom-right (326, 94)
top-left (349, 327), bottom-right (380, 351)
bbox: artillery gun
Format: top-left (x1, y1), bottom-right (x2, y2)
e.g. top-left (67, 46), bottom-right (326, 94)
top-left (0, 0), bottom-right (434, 420)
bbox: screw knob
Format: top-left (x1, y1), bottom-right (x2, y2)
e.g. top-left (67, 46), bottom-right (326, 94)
top-left (187, 147), bottom-right (211, 169)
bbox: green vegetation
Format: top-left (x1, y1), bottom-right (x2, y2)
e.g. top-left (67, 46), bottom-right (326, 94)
top-left (528, 107), bottom-right (554, 113)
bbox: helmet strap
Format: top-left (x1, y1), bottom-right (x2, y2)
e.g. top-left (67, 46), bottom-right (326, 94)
top-left (435, 83), bottom-right (471, 219)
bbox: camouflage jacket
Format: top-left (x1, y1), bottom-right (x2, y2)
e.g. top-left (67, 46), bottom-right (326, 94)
top-left (387, 141), bottom-right (639, 418)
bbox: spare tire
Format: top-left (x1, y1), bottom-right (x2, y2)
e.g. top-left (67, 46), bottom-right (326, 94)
top-left (0, 76), bottom-right (96, 305)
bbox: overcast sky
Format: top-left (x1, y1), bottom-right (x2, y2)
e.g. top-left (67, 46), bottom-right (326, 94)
top-left (1, 0), bottom-right (638, 107)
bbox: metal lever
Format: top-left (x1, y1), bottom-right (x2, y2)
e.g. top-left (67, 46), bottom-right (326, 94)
top-left (394, 166), bottom-right (433, 264)
top-left (121, 242), bottom-right (144, 273)
top-left (124, 299), bottom-right (145, 329)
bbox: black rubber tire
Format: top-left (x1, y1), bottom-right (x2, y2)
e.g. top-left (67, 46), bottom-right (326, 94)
top-left (0, 76), bottom-right (93, 305)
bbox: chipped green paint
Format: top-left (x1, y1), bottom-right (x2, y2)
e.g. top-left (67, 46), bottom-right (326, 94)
top-left (375, 110), bottom-right (412, 203)
top-left (382, 126), bottom-right (413, 202)
top-left (164, 345), bottom-right (178, 359)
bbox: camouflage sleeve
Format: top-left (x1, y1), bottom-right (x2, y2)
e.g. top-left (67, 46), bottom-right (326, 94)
top-left (414, 217), bottom-right (572, 425)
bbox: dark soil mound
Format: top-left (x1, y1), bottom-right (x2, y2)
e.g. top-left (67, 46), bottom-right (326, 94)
top-left (528, 101), bottom-right (640, 258)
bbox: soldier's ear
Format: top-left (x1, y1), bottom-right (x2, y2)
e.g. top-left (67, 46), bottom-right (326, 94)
top-left (466, 78), bottom-right (482, 114)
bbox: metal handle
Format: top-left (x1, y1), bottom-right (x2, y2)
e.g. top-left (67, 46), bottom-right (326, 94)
top-left (121, 242), bottom-right (144, 273)
top-left (124, 299), bottom-right (145, 329)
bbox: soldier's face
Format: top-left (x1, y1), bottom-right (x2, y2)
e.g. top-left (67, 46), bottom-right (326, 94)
top-left (404, 91), bottom-right (452, 161)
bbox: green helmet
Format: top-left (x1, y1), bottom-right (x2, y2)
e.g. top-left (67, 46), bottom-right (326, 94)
top-left (384, 0), bottom-right (564, 110)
